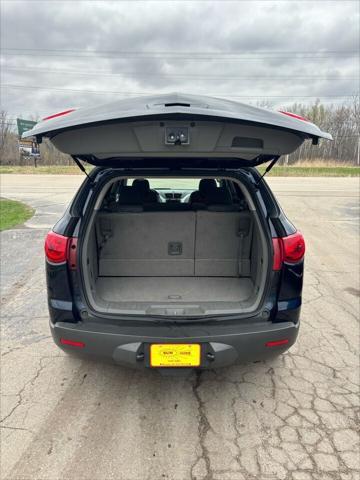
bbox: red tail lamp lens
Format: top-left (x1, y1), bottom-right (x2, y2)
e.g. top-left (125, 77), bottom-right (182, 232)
top-left (45, 231), bottom-right (69, 263)
top-left (282, 232), bottom-right (306, 263)
top-left (60, 338), bottom-right (85, 348)
top-left (266, 339), bottom-right (289, 347)
top-left (272, 238), bottom-right (283, 271)
top-left (272, 232), bottom-right (305, 270)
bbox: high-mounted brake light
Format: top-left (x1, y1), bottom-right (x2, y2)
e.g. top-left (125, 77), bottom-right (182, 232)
top-left (279, 111), bottom-right (310, 122)
top-left (42, 109), bottom-right (76, 121)
top-left (60, 338), bottom-right (85, 348)
top-left (272, 232), bottom-right (305, 270)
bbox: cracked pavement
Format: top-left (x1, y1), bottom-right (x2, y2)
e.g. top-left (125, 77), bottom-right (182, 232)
top-left (1, 175), bottom-right (359, 480)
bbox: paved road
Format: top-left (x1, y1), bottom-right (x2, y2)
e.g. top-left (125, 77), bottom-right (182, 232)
top-left (1, 175), bottom-right (359, 480)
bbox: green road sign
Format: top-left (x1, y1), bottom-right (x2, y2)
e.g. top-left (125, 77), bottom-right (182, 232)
top-left (16, 118), bottom-right (37, 137)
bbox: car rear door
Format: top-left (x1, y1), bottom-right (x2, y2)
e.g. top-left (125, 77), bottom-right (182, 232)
top-left (22, 93), bottom-right (331, 169)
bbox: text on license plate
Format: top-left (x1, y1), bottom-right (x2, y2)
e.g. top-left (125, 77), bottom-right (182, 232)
top-left (150, 343), bottom-right (201, 367)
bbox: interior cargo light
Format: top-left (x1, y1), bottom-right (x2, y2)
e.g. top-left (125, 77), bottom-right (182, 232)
top-left (42, 109), bottom-right (76, 121)
top-left (60, 338), bottom-right (85, 348)
top-left (279, 111), bottom-right (310, 122)
top-left (265, 339), bottom-right (289, 347)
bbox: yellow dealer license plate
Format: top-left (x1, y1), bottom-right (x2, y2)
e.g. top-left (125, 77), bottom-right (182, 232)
top-left (150, 344), bottom-right (201, 367)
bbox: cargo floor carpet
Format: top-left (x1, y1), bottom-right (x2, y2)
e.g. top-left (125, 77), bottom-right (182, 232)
top-left (96, 277), bottom-right (253, 303)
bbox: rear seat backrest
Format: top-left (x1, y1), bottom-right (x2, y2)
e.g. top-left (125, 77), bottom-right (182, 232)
top-left (96, 210), bottom-right (253, 278)
top-left (97, 212), bottom-right (196, 276)
top-left (195, 211), bottom-right (253, 276)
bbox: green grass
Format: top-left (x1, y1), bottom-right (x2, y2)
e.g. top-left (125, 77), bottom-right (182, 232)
top-left (0, 165), bottom-right (93, 174)
top-left (256, 166), bottom-right (360, 177)
top-left (0, 165), bottom-right (359, 177)
top-left (0, 199), bottom-right (34, 231)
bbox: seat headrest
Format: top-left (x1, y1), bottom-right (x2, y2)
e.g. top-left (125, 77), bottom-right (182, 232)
top-left (206, 186), bottom-right (232, 205)
top-left (118, 186), bottom-right (142, 205)
top-left (199, 179), bottom-right (217, 195)
top-left (132, 178), bottom-right (150, 194)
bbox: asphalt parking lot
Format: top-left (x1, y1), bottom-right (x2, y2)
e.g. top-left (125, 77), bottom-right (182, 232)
top-left (1, 174), bottom-right (359, 480)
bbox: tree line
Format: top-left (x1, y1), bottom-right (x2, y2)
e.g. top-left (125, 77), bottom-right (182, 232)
top-left (280, 97), bottom-right (359, 165)
top-left (1, 97), bottom-right (359, 166)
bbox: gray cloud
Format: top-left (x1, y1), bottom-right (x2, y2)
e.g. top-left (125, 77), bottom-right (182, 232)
top-left (1, 0), bottom-right (359, 121)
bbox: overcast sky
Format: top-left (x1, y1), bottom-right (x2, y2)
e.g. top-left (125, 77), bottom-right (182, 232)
top-left (1, 0), bottom-right (359, 122)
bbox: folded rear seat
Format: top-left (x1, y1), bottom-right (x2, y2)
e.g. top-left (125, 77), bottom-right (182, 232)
top-left (97, 212), bottom-right (196, 276)
top-left (96, 210), bottom-right (253, 278)
top-left (195, 211), bottom-right (253, 276)
top-left (192, 182), bottom-right (253, 276)
top-left (96, 177), bottom-right (253, 278)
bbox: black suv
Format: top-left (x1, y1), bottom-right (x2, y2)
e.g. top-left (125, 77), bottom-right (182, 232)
top-left (24, 94), bottom-right (331, 372)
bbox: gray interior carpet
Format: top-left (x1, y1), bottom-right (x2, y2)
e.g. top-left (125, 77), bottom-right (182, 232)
top-left (96, 277), bottom-right (254, 303)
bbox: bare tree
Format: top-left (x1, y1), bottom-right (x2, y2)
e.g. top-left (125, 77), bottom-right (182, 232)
top-left (282, 97), bottom-right (360, 165)
top-left (0, 112), bottom-right (21, 164)
top-left (0, 111), bottom-right (13, 162)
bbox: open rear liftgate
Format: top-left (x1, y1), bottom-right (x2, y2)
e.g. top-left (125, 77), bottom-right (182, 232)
top-left (23, 93), bottom-right (332, 169)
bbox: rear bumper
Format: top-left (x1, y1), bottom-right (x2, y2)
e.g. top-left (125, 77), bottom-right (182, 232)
top-left (51, 317), bottom-right (299, 369)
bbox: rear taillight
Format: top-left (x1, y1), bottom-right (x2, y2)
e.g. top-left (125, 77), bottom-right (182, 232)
top-left (272, 238), bottom-right (283, 271)
top-left (45, 231), bottom-right (69, 263)
top-left (282, 232), bottom-right (306, 263)
top-left (272, 232), bottom-right (305, 270)
top-left (44, 231), bottom-right (77, 267)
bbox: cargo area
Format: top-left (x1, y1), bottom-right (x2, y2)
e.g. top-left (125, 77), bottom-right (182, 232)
top-left (95, 277), bottom-right (254, 303)
top-left (81, 176), bottom-right (269, 316)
